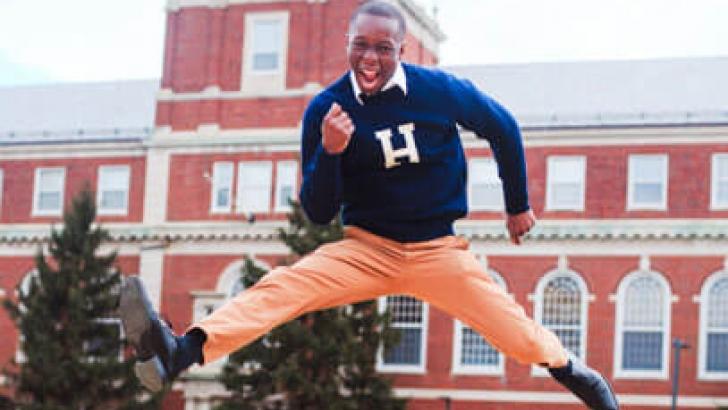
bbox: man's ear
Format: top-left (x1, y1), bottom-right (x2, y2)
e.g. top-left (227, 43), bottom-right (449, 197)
top-left (398, 41), bottom-right (406, 59)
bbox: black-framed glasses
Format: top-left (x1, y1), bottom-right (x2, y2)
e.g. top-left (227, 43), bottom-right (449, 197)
top-left (349, 40), bottom-right (398, 57)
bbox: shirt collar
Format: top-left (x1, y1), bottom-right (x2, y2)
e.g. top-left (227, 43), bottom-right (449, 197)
top-left (350, 63), bottom-right (407, 105)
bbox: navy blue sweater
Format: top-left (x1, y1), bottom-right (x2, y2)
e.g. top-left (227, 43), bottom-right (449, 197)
top-left (300, 63), bottom-right (529, 242)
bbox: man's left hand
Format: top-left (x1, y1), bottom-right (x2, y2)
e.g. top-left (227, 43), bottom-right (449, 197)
top-left (507, 209), bottom-right (536, 245)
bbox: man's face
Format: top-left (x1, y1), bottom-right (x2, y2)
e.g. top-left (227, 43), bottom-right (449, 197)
top-left (347, 13), bottom-right (404, 96)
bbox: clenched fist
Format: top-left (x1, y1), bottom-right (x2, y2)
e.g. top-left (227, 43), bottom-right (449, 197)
top-left (321, 102), bottom-right (355, 154)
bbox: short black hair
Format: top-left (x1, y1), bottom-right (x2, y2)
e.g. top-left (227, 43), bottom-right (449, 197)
top-left (349, 1), bottom-right (407, 41)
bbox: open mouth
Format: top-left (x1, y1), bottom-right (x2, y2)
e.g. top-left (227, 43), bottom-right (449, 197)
top-left (358, 67), bottom-right (381, 93)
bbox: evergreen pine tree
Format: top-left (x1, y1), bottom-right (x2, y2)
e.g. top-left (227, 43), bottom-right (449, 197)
top-left (3, 189), bottom-right (161, 410)
top-left (215, 202), bottom-right (405, 410)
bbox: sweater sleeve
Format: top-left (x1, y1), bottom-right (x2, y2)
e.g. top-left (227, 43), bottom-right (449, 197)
top-left (299, 97), bottom-right (344, 224)
top-left (450, 76), bottom-right (531, 215)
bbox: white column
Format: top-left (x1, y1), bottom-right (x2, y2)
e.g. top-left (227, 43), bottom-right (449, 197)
top-left (139, 243), bottom-right (166, 310)
top-left (143, 146), bottom-right (170, 224)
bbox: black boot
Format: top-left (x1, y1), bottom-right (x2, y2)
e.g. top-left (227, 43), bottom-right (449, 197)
top-left (119, 276), bottom-right (204, 392)
top-left (549, 355), bottom-right (619, 410)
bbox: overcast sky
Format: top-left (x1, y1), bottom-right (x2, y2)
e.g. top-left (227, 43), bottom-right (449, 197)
top-left (1, 0), bottom-right (727, 86)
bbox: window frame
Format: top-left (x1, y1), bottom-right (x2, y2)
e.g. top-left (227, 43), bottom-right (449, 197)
top-left (545, 155), bottom-right (586, 211)
top-left (532, 269), bottom-right (590, 376)
top-left (627, 154), bottom-right (669, 211)
top-left (613, 270), bottom-right (672, 380)
top-left (711, 153), bottom-right (728, 210)
top-left (376, 295), bottom-right (429, 374)
top-left (468, 157), bottom-right (504, 212)
top-left (210, 161), bottom-right (234, 214)
top-left (274, 160), bottom-right (298, 213)
top-left (452, 270), bottom-right (507, 376)
top-left (96, 165), bottom-right (131, 216)
top-left (32, 167), bottom-right (66, 216)
top-left (698, 271), bottom-right (728, 380)
top-left (242, 11), bottom-right (290, 93)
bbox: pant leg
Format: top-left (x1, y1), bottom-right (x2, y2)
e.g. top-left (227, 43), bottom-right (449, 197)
top-left (193, 237), bottom-right (403, 364)
top-left (404, 237), bottom-right (568, 368)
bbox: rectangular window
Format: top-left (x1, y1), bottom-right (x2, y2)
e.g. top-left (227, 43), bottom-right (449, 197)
top-left (242, 12), bottom-right (289, 94)
top-left (468, 158), bottom-right (503, 211)
top-left (546, 156), bottom-right (586, 211)
top-left (33, 167), bottom-right (65, 216)
top-left (252, 19), bottom-right (282, 72)
top-left (211, 162), bottom-right (234, 213)
top-left (711, 154), bottom-right (728, 209)
top-left (378, 295), bottom-right (428, 373)
top-left (0, 168), bottom-right (4, 214)
top-left (627, 154), bottom-right (668, 210)
top-left (275, 161), bottom-right (297, 212)
top-left (236, 162), bottom-right (273, 214)
top-left (97, 165), bottom-right (130, 215)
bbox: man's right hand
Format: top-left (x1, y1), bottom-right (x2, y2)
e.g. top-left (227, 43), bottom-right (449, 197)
top-left (321, 102), bottom-right (355, 154)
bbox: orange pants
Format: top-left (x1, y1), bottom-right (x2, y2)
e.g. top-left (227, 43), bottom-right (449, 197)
top-left (194, 226), bottom-right (568, 367)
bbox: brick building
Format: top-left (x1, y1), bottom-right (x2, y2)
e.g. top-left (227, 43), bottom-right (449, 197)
top-left (2, 0), bottom-right (728, 408)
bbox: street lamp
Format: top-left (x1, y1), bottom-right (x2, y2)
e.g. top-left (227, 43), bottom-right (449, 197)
top-left (671, 338), bottom-right (690, 410)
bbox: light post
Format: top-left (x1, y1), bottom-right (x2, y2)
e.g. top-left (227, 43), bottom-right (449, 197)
top-left (671, 338), bottom-right (690, 410)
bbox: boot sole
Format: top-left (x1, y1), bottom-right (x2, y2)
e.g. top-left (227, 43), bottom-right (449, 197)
top-left (134, 357), bottom-right (166, 393)
top-left (119, 276), bottom-right (155, 358)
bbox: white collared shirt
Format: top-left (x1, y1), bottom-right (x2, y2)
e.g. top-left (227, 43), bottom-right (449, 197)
top-left (349, 63), bottom-right (407, 105)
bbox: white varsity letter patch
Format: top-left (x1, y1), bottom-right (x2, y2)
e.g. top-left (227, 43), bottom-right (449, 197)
top-left (375, 123), bottom-right (420, 169)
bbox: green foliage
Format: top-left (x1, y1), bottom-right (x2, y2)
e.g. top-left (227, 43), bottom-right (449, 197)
top-left (215, 202), bottom-right (405, 410)
top-left (2, 189), bottom-right (162, 410)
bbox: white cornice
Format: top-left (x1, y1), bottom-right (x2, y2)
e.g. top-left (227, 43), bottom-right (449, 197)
top-left (0, 141), bottom-right (147, 159)
top-left (461, 125), bottom-right (728, 148)
top-left (156, 83), bottom-right (321, 102)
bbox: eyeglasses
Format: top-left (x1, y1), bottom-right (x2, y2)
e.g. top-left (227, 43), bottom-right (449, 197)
top-left (349, 40), bottom-right (398, 57)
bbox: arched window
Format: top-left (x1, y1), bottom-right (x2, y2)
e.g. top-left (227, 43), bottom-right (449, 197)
top-left (377, 295), bottom-right (428, 374)
top-left (452, 270), bottom-right (507, 375)
top-left (699, 272), bottom-right (728, 379)
top-left (614, 271), bottom-right (671, 379)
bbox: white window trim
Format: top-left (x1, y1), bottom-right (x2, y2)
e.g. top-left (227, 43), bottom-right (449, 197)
top-left (710, 154), bottom-right (728, 210)
top-left (698, 270), bottom-right (728, 380)
top-left (32, 167), bottom-right (65, 216)
top-left (96, 165), bottom-right (130, 216)
top-left (274, 160), bottom-right (298, 213)
top-left (85, 317), bottom-right (124, 362)
top-left (532, 269), bottom-right (590, 376)
top-left (376, 296), bottom-right (429, 374)
top-left (0, 168), bottom-right (4, 215)
top-left (236, 161), bottom-right (273, 215)
top-left (613, 270), bottom-right (672, 380)
top-left (468, 157), bottom-right (504, 212)
top-left (627, 154), bottom-right (669, 211)
top-left (242, 11), bottom-right (290, 93)
top-left (210, 161), bottom-right (234, 214)
top-left (545, 155), bottom-right (586, 211)
top-left (452, 270), bottom-right (507, 376)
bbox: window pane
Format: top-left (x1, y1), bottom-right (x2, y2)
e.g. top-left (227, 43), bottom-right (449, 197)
top-left (551, 183), bottom-right (582, 208)
top-left (101, 191), bottom-right (126, 210)
top-left (383, 328), bottom-right (421, 365)
top-left (388, 295), bottom-right (423, 324)
top-left (39, 192), bottom-right (60, 210)
top-left (253, 53), bottom-right (278, 71)
top-left (718, 181), bottom-right (728, 204)
top-left (253, 20), bottom-right (281, 53)
top-left (623, 331), bottom-right (662, 370)
top-left (275, 161), bottom-right (297, 210)
top-left (469, 159), bottom-right (503, 210)
top-left (633, 183), bottom-right (663, 204)
top-left (624, 277), bottom-right (663, 327)
top-left (632, 156), bottom-right (664, 181)
top-left (717, 157), bottom-right (728, 180)
top-left (460, 327), bottom-right (499, 365)
top-left (708, 278), bottom-right (728, 328)
top-left (39, 169), bottom-right (63, 191)
top-left (549, 158), bottom-right (584, 183)
top-left (212, 162), bottom-right (233, 210)
top-left (707, 333), bottom-right (728, 371)
top-left (237, 162), bottom-right (272, 213)
top-left (542, 276), bottom-right (583, 357)
top-left (554, 329), bottom-right (582, 357)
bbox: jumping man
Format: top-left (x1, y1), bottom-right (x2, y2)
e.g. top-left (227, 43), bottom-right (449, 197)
top-left (120, 2), bottom-right (619, 409)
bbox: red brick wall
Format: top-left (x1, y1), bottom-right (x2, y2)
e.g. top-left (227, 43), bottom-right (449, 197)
top-left (166, 151), bottom-right (298, 221)
top-left (0, 157), bottom-right (145, 224)
top-left (467, 144), bottom-right (728, 220)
